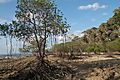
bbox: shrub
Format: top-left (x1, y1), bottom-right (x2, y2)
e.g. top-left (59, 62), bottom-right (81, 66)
top-left (107, 38), bottom-right (120, 52)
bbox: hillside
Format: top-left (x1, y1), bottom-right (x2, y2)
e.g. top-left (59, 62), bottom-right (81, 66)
top-left (52, 7), bottom-right (120, 54)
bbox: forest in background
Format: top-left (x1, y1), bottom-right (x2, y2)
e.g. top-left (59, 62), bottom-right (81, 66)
top-left (51, 7), bottom-right (120, 55)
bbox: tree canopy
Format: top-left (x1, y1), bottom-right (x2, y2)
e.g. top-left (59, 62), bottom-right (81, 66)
top-left (52, 7), bottom-right (120, 54)
top-left (0, 0), bottom-right (70, 60)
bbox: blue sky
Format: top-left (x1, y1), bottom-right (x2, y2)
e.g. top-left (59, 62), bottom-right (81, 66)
top-left (0, 0), bottom-right (120, 33)
top-left (0, 0), bottom-right (120, 54)
top-left (56, 0), bottom-right (120, 34)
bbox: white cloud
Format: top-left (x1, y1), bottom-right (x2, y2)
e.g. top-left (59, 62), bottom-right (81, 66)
top-left (72, 30), bottom-right (85, 38)
top-left (0, 0), bottom-right (11, 4)
top-left (102, 13), bottom-right (108, 16)
top-left (56, 30), bottom-right (86, 43)
top-left (0, 18), bottom-right (7, 24)
top-left (78, 3), bottom-right (107, 11)
top-left (57, 35), bottom-right (64, 41)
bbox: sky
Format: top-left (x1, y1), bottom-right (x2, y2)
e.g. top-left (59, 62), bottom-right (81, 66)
top-left (56, 0), bottom-right (120, 34)
top-left (0, 0), bottom-right (120, 54)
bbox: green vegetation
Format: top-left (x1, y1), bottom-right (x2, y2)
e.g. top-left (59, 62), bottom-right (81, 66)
top-left (0, 0), bottom-right (69, 60)
top-left (107, 38), bottom-right (120, 52)
top-left (52, 7), bottom-right (120, 54)
top-left (0, 0), bottom-right (70, 79)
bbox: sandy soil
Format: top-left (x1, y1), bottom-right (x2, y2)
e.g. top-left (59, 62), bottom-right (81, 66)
top-left (47, 54), bottom-right (120, 80)
top-left (0, 54), bottom-right (120, 80)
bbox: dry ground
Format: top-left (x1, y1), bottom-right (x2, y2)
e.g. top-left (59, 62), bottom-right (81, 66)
top-left (0, 53), bottom-right (120, 80)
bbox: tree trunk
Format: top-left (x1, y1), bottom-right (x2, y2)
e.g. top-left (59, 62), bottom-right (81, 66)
top-left (9, 36), bottom-right (13, 58)
top-left (5, 36), bottom-right (9, 56)
top-left (32, 13), bottom-right (42, 60)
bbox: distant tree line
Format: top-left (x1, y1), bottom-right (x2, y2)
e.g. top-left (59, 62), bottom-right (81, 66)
top-left (52, 7), bottom-right (120, 55)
